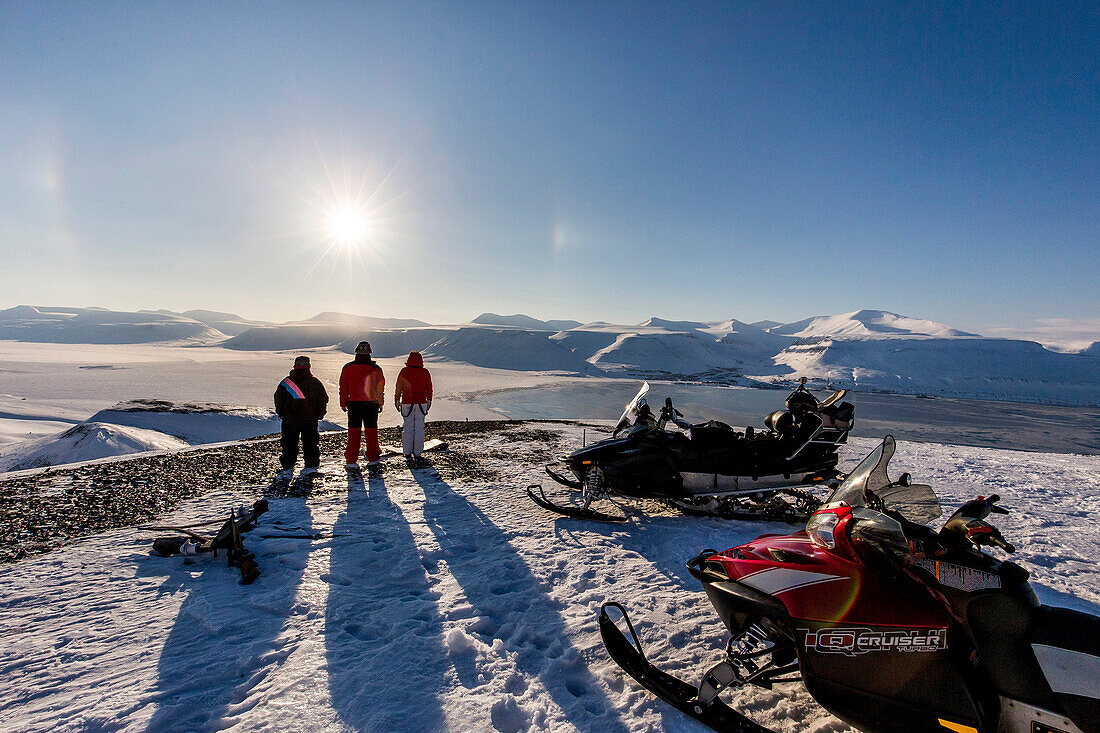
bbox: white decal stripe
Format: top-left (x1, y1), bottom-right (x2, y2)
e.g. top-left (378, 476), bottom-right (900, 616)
top-left (737, 567), bottom-right (774, 582)
top-left (775, 576), bottom-right (848, 594)
top-left (1032, 644), bottom-right (1100, 700)
top-left (739, 568), bottom-right (846, 596)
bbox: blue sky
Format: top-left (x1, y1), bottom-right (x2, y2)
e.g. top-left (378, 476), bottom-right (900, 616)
top-left (1, 2), bottom-right (1097, 341)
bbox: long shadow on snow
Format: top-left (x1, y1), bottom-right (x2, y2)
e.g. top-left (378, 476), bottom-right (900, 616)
top-left (551, 511), bottom-right (790, 591)
top-left (325, 468), bottom-right (448, 732)
top-left (414, 468), bottom-right (629, 733)
top-left (143, 477), bottom-right (315, 732)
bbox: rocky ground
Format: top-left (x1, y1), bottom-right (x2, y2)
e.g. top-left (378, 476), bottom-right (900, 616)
top-left (0, 420), bottom-right (564, 564)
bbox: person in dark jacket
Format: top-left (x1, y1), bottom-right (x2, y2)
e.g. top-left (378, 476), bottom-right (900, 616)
top-left (274, 355), bottom-right (329, 474)
top-left (394, 350), bottom-right (433, 459)
top-left (339, 341), bottom-right (385, 467)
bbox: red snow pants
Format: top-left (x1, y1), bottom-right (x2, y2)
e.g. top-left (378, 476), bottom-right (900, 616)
top-left (346, 401), bottom-right (381, 463)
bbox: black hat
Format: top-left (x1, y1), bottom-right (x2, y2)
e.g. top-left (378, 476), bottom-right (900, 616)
top-left (294, 356), bottom-right (311, 369)
top-left (355, 341), bottom-right (372, 355)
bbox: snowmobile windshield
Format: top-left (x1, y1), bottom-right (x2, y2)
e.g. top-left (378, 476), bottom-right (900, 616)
top-left (613, 382), bottom-right (651, 437)
top-left (826, 436), bottom-right (943, 526)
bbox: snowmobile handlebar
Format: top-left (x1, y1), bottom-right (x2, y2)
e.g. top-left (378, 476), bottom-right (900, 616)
top-left (942, 495), bottom-right (1016, 554)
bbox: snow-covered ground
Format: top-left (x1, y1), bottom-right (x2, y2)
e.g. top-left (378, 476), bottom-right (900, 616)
top-left (1, 428), bottom-right (1097, 732)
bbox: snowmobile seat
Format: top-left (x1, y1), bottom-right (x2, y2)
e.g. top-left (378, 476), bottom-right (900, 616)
top-left (818, 401), bottom-right (855, 430)
top-left (689, 421), bottom-right (739, 450)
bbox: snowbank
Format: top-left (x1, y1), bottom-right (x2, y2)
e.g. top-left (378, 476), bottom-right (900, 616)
top-left (0, 421), bottom-right (188, 472)
top-left (87, 400), bottom-right (342, 444)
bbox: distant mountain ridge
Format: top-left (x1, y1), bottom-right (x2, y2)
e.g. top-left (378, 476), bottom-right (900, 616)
top-left (2, 305), bottom-right (1097, 405)
top-left (471, 313), bottom-right (582, 331)
top-left (0, 306), bottom-right (225, 343)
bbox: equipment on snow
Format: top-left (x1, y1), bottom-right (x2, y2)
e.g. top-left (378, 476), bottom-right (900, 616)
top-left (379, 438), bottom-right (449, 458)
top-left (531, 380), bottom-right (854, 522)
top-left (151, 499), bottom-right (269, 584)
top-left (599, 436), bottom-right (1100, 733)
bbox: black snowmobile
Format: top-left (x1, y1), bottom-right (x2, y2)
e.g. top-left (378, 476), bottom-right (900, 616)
top-left (528, 379), bottom-right (855, 522)
top-left (598, 436), bottom-right (1100, 733)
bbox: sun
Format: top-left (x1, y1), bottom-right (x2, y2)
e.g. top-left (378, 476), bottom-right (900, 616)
top-left (327, 205), bottom-right (371, 248)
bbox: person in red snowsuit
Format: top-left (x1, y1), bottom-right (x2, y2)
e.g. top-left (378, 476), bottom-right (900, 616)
top-left (394, 351), bottom-right (433, 459)
top-left (339, 341), bottom-right (385, 466)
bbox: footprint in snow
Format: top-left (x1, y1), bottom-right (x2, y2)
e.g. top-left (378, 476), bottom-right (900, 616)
top-left (319, 572), bottom-right (353, 586)
top-left (343, 622), bottom-right (380, 641)
top-left (490, 695), bottom-right (531, 733)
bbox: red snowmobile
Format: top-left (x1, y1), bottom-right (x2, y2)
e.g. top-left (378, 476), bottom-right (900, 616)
top-left (600, 436), bottom-right (1100, 733)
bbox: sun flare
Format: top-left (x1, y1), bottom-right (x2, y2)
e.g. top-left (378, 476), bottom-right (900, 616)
top-left (327, 206), bottom-right (370, 248)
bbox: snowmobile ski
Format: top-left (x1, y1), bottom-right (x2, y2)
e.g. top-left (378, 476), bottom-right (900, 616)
top-left (670, 487), bottom-right (824, 523)
top-left (598, 603), bottom-right (773, 733)
top-left (545, 464), bottom-right (583, 489)
top-left (526, 484), bottom-right (627, 523)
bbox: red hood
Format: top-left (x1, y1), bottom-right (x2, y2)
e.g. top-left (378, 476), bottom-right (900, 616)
top-left (406, 351), bottom-right (424, 367)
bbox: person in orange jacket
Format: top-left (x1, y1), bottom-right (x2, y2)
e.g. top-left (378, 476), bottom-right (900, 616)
top-left (394, 351), bottom-right (433, 460)
top-left (339, 341), bottom-right (385, 467)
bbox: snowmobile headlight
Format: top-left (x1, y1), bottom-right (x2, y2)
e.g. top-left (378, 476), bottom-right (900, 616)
top-left (806, 512), bottom-right (841, 550)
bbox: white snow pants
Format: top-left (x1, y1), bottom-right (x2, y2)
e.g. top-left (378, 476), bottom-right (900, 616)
top-left (400, 403), bottom-right (427, 456)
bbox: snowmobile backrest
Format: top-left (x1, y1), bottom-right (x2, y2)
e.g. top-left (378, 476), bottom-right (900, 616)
top-left (818, 401), bottom-right (855, 429)
top-left (785, 390), bottom-right (818, 416)
top-left (764, 409), bottom-right (795, 437)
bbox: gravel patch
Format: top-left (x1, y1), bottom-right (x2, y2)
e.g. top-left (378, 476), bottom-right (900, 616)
top-left (0, 420), bottom-right (541, 564)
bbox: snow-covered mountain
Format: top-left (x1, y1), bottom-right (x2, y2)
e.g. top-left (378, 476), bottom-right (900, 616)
top-left (305, 311), bottom-right (430, 328)
top-left (336, 329), bottom-right (452, 358)
top-left (772, 336), bottom-right (1100, 405)
top-left (470, 313), bottom-right (582, 331)
top-left (425, 328), bottom-right (602, 374)
top-left (145, 309), bottom-right (267, 337)
top-left (768, 309), bottom-right (978, 339)
top-left (0, 306), bottom-right (226, 343)
top-left (223, 312), bottom-right (433, 351)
